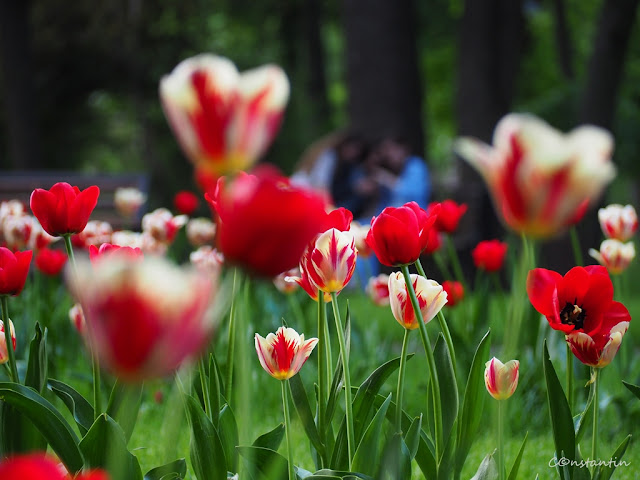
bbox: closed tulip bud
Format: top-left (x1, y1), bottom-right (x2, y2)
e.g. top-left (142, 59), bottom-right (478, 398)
top-left (484, 357), bottom-right (519, 400)
top-left (472, 239), bottom-right (508, 272)
top-left (388, 272), bottom-right (447, 330)
top-left (0, 319), bottom-right (16, 364)
top-left (114, 187), bottom-right (147, 218)
top-left (598, 204), bottom-right (638, 241)
top-left (255, 326), bottom-right (318, 380)
top-left (69, 303), bottom-right (86, 335)
top-left (589, 239), bottom-right (635, 275)
top-left (302, 228), bottom-right (357, 293)
top-left (366, 274), bottom-right (390, 306)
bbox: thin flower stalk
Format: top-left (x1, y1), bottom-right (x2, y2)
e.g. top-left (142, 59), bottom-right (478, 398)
top-left (316, 289), bottom-right (328, 465)
top-left (283, 380), bottom-right (296, 480)
top-left (400, 265), bottom-right (443, 461)
top-left (415, 259), bottom-right (457, 377)
top-left (330, 292), bottom-right (355, 470)
top-left (63, 233), bottom-right (101, 419)
top-left (498, 400), bottom-right (505, 480)
top-left (591, 367), bottom-right (599, 474)
top-left (225, 268), bottom-right (240, 404)
top-left (395, 328), bottom-right (411, 433)
top-left (445, 235), bottom-right (467, 293)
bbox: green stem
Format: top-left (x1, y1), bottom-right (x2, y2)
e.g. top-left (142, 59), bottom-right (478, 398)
top-left (433, 251), bottom-right (453, 280)
top-left (505, 234), bottom-right (533, 358)
top-left (330, 292), bottom-right (354, 470)
top-left (283, 380), bottom-right (296, 480)
top-left (566, 344), bottom-right (574, 413)
top-left (199, 357), bottom-right (212, 422)
top-left (225, 268), bottom-right (239, 404)
top-left (395, 328), bottom-right (411, 433)
top-left (63, 234), bottom-right (101, 419)
top-left (415, 259), bottom-right (457, 380)
top-left (322, 300), bottom-right (332, 390)
top-left (316, 290), bottom-right (327, 465)
top-left (446, 235), bottom-right (467, 291)
top-left (569, 226), bottom-right (584, 267)
top-left (1, 296), bottom-right (18, 383)
top-left (400, 265), bottom-right (442, 461)
top-left (498, 400), bottom-right (505, 480)
top-left (591, 368), bottom-right (599, 472)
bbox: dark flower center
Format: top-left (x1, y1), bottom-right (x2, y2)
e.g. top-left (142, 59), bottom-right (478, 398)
top-left (560, 301), bottom-right (586, 330)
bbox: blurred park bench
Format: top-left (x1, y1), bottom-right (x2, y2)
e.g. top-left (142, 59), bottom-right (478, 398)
top-left (0, 171), bottom-right (149, 230)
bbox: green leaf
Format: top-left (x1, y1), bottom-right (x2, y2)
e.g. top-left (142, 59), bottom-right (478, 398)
top-left (144, 458), bottom-right (187, 480)
top-left (252, 423), bottom-right (285, 451)
top-left (507, 432), bottom-right (528, 480)
top-left (622, 381), bottom-right (640, 401)
top-left (25, 323), bottom-right (48, 394)
top-left (331, 354), bottom-right (413, 469)
top-left (309, 470), bottom-right (373, 479)
top-left (455, 330), bottom-right (491, 477)
top-left (543, 340), bottom-right (575, 480)
top-left (377, 433), bottom-right (412, 480)
top-left (289, 373), bottom-right (326, 457)
top-left (352, 393), bottom-right (392, 475)
top-left (48, 378), bottom-right (94, 436)
top-left (593, 434), bottom-right (631, 480)
top-left (237, 446), bottom-right (288, 480)
top-left (415, 430), bottom-right (437, 480)
top-left (0, 402), bottom-right (48, 455)
top-left (404, 415), bottom-right (422, 461)
top-left (184, 393), bottom-right (227, 480)
top-left (219, 403), bottom-right (239, 473)
top-left (209, 353), bottom-right (221, 430)
top-left (433, 333), bottom-right (458, 449)
top-left (0, 382), bottom-right (83, 473)
top-left (471, 452), bottom-right (498, 480)
top-left (79, 414), bottom-right (142, 480)
top-left (106, 380), bottom-right (143, 445)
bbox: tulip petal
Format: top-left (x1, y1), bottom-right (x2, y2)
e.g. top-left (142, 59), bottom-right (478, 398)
top-left (526, 268), bottom-right (562, 317)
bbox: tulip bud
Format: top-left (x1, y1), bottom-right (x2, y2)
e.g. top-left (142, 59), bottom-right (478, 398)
top-left (484, 357), bottom-right (519, 400)
top-left (388, 272), bottom-right (447, 330)
top-left (0, 319), bottom-right (16, 364)
top-left (589, 239), bottom-right (635, 275)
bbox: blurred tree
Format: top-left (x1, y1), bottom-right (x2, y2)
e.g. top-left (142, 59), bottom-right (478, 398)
top-left (343, 0), bottom-right (425, 155)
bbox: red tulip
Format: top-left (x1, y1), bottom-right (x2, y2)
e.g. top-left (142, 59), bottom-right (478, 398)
top-left (442, 280), bottom-right (464, 307)
top-left (35, 248), bottom-right (67, 276)
top-left (160, 54), bottom-right (289, 177)
top-left (472, 239), bottom-right (508, 272)
top-left (88, 243), bottom-right (143, 263)
top-left (0, 247), bottom-right (32, 295)
top-left (366, 202), bottom-right (440, 267)
top-left (174, 190), bottom-right (200, 215)
top-left (429, 200), bottom-right (467, 234)
top-left (0, 453), bottom-right (109, 479)
top-left (30, 182), bottom-right (100, 237)
top-left (423, 228), bottom-right (442, 255)
top-left (456, 114), bottom-right (615, 237)
top-left (206, 167), bottom-right (338, 277)
top-left (255, 326), bottom-right (318, 380)
top-left (526, 265), bottom-right (630, 336)
top-left (68, 255), bottom-right (215, 381)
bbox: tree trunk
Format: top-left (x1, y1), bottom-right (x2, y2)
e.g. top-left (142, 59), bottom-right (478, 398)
top-left (0, 0), bottom-right (41, 169)
top-left (343, 0), bottom-right (425, 155)
top-left (455, 0), bottom-right (525, 259)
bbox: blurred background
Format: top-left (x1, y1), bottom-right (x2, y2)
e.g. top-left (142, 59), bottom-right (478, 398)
top-left (1, 0), bottom-right (639, 251)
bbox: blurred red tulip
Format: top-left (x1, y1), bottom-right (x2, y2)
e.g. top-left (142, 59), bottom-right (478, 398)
top-left (0, 453), bottom-right (109, 480)
top-left (442, 280), bottom-right (464, 307)
top-left (30, 182), bottom-right (100, 237)
top-left (0, 247), bottom-right (32, 295)
top-left (472, 240), bottom-right (508, 272)
top-left (174, 190), bottom-right (200, 216)
top-left (35, 248), bottom-right (67, 276)
top-left (429, 200), bottom-right (467, 234)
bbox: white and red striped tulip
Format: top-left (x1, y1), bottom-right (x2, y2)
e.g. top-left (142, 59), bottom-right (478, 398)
top-left (301, 228), bottom-right (357, 294)
top-left (484, 357), bottom-right (519, 400)
top-left (388, 272), bottom-right (447, 330)
top-left (0, 319), bottom-right (16, 365)
top-left (598, 204), bottom-right (638, 242)
top-left (255, 326), bottom-right (318, 380)
top-left (160, 54), bottom-right (289, 177)
top-left (589, 239), bottom-right (635, 275)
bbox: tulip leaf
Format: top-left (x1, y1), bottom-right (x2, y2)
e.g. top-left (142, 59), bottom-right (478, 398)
top-left (79, 413), bottom-right (142, 480)
top-left (184, 393), bottom-right (227, 480)
top-left (25, 323), bottom-right (48, 394)
top-left (331, 354), bottom-right (412, 469)
top-left (144, 458), bottom-right (187, 480)
top-left (574, 383), bottom-right (595, 444)
top-left (454, 330), bottom-right (491, 477)
top-left (219, 403), bottom-right (239, 473)
top-left (252, 423), bottom-right (285, 451)
top-left (593, 434), bottom-right (631, 480)
top-left (237, 445), bottom-right (289, 480)
top-left (470, 452), bottom-right (498, 480)
top-left (310, 470), bottom-right (373, 479)
top-left (352, 393), bottom-right (392, 475)
top-left (378, 432), bottom-right (412, 480)
top-left (106, 380), bottom-right (143, 445)
top-left (0, 402), bottom-right (48, 455)
top-left (507, 432), bottom-right (528, 480)
top-left (289, 373), bottom-right (326, 458)
top-left (405, 414), bottom-right (423, 460)
top-left (210, 353), bottom-right (221, 429)
top-left (434, 333), bottom-right (458, 449)
top-left (543, 340), bottom-right (575, 480)
top-left (0, 382), bottom-right (83, 473)
top-left (48, 378), bottom-right (94, 436)
top-left (622, 381), bottom-right (640, 401)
